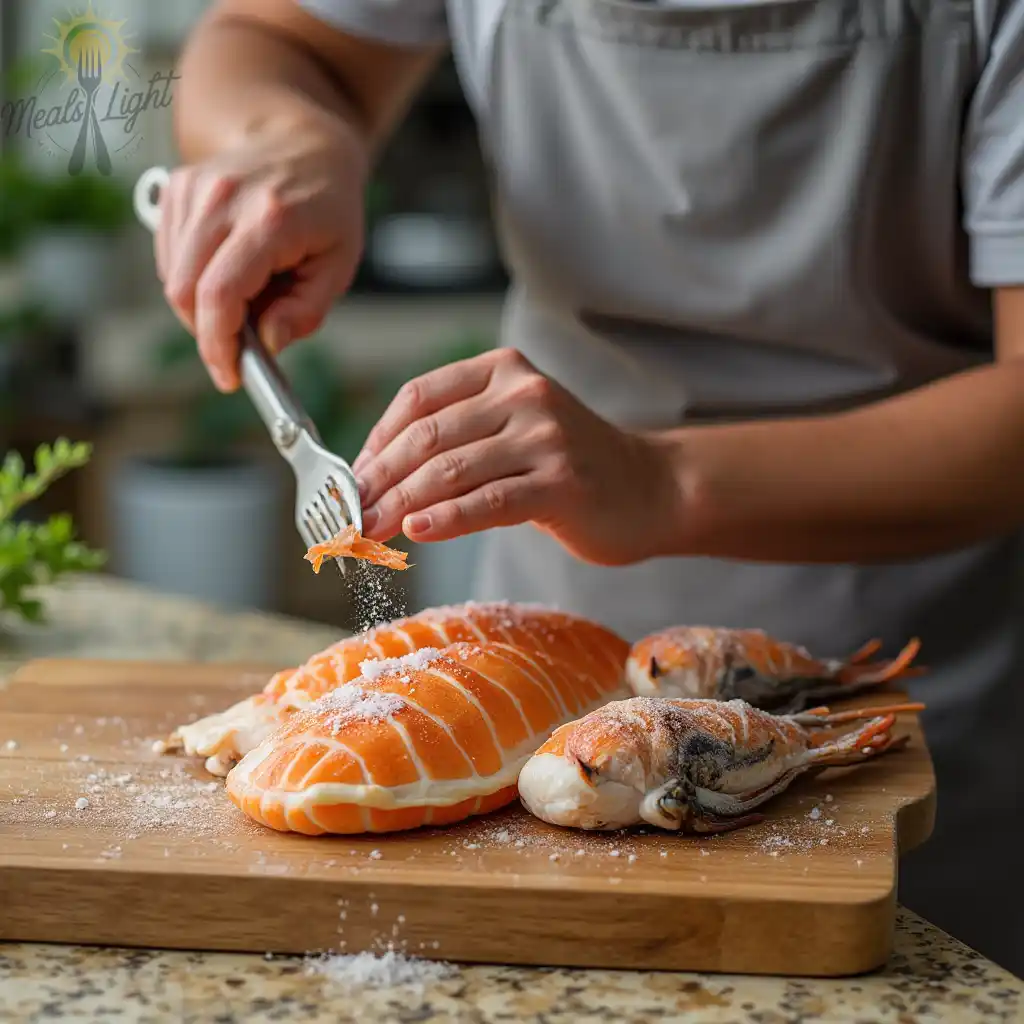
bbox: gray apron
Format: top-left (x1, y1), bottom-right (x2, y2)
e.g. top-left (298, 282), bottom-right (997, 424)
top-left (470, 0), bottom-right (1024, 975)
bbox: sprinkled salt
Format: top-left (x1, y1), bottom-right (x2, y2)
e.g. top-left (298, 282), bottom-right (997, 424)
top-left (44, 810), bottom-right (57, 819)
top-left (808, 806), bottom-right (822, 821)
top-left (151, 740), bottom-right (168, 755)
top-left (359, 648), bottom-right (444, 681)
top-left (493, 830), bottom-right (511, 844)
top-left (820, 839), bottom-right (829, 846)
top-left (824, 794), bottom-right (834, 803)
top-left (575, 849), bottom-right (586, 857)
top-left (59, 744), bottom-right (69, 754)
top-left (825, 819), bottom-right (834, 826)
top-left (627, 854), bottom-right (637, 864)
top-left (4, 740), bottom-right (18, 751)
top-left (73, 725), bottom-right (84, 736)
top-left (316, 686), bottom-right (406, 735)
top-left (304, 950), bottom-right (456, 990)
top-left (549, 853), bottom-right (560, 862)
top-left (75, 797), bottom-right (89, 811)
top-left (350, 559), bottom-right (409, 634)
top-left (608, 849), bottom-right (620, 858)
top-left (369, 850), bottom-right (382, 860)
top-left (861, 826), bottom-right (869, 834)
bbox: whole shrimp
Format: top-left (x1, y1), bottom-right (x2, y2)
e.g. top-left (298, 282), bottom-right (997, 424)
top-left (625, 626), bottom-right (922, 714)
top-left (518, 695), bottom-right (923, 834)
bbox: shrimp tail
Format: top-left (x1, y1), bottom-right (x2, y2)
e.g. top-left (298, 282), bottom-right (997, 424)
top-left (836, 637), bottom-right (923, 686)
top-left (792, 701), bottom-right (923, 765)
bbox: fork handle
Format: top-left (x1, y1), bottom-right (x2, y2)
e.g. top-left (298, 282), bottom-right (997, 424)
top-left (239, 316), bottom-right (322, 452)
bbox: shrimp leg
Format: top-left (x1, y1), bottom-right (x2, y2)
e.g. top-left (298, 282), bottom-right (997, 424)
top-left (717, 638), bottom-right (923, 714)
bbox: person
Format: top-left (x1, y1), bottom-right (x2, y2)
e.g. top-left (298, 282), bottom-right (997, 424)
top-left (158, 0), bottom-right (1024, 975)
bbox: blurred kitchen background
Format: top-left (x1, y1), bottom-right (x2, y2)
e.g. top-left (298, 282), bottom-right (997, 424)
top-left (0, 1), bottom-right (507, 630)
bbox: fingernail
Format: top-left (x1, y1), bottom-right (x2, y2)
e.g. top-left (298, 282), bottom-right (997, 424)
top-left (405, 513), bottom-right (431, 535)
top-left (357, 477), bottom-right (369, 502)
top-left (209, 367), bottom-right (232, 392)
top-left (263, 321), bottom-right (290, 354)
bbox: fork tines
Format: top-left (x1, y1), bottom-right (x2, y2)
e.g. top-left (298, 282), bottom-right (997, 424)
top-left (300, 476), bottom-right (355, 577)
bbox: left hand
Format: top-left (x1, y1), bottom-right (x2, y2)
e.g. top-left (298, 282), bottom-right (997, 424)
top-left (351, 349), bottom-right (683, 566)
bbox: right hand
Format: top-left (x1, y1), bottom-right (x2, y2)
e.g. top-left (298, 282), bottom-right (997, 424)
top-left (154, 114), bottom-right (367, 391)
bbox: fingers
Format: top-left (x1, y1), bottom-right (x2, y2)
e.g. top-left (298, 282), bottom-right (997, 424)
top-left (192, 209), bottom-right (291, 390)
top-left (402, 474), bottom-right (541, 542)
top-left (361, 432), bottom-right (531, 540)
top-left (358, 394), bottom-right (510, 510)
top-left (256, 249), bottom-right (351, 354)
top-left (352, 352), bottom-right (502, 475)
top-left (163, 174), bottom-right (239, 332)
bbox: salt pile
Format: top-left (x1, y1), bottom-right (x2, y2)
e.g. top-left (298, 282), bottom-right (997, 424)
top-left (304, 950), bottom-right (457, 990)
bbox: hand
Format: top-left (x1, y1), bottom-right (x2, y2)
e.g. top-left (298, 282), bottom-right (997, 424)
top-left (352, 349), bottom-right (684, 566)
top-left (155, 111), bottom-right (367, 391)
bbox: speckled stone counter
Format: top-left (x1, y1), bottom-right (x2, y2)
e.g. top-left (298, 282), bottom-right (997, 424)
top-left (1, 576), bottom-right (1022, 1024)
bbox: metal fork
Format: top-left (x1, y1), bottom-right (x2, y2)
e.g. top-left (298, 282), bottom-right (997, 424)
top-left (132, 165), bottom-right (362, 575)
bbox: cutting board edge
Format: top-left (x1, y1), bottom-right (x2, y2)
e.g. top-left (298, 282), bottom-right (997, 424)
top-left (0, 864), bottom-right (898, 977)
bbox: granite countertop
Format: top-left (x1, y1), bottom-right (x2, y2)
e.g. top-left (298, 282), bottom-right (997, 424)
top-left (1, 575), bottom-right (1022, 1024)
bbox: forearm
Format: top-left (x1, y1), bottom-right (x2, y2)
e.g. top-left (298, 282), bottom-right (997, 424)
top-left (661, 360), bottom-right (1024, 563)
top-left (174, 1), bottom-right (442, 162)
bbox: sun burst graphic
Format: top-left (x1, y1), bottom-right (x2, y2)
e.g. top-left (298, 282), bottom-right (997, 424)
top-left (41, 4), bottom-right (138, 85)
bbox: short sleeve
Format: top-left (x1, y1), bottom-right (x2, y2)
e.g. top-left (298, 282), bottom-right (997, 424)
top-left (297, 0), bottom-right (449, 47)
top-left (962, 0), bottom-right (1024, 286)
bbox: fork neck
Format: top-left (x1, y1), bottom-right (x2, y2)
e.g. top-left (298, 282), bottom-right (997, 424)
top-left (238, 318), bottom-right (321, 455)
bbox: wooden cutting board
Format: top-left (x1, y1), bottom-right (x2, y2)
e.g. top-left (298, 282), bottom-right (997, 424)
top-left (0, 658), bottom-right (935, 977)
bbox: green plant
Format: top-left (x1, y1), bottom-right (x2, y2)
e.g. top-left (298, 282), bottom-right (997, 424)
top-left (0, 439), bottom-right (106, 624)
top-left (0, 154), bottom-right (34, 258)
top-left (0, 152), bottom-right (133, 247)
top-left (26, 168), bottom-right (133, 232)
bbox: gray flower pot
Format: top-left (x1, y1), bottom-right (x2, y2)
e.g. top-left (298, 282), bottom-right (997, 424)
top-left (110, 456), bottom-right (283, 610)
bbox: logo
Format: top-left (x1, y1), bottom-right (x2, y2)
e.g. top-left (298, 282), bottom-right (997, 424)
top-left (1, 4), bottom-right (179, 175)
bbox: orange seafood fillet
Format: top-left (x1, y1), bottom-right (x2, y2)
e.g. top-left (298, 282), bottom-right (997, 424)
top-left (519, 695), bottom-right (924, 834)
top-left (305, 524), bottom-right (409, 572)
top-left (225, 629), bottom-right (629, 835)
top-left (167, 602), bottom-right (630, 778)
top-left (625, 625), bottom-right (923, 714)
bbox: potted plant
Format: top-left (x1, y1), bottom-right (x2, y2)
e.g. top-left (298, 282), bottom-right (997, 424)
top-left (11, 160), bottom-right (133, 322)
top-left (0, 438), bottom-right (105, 632)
